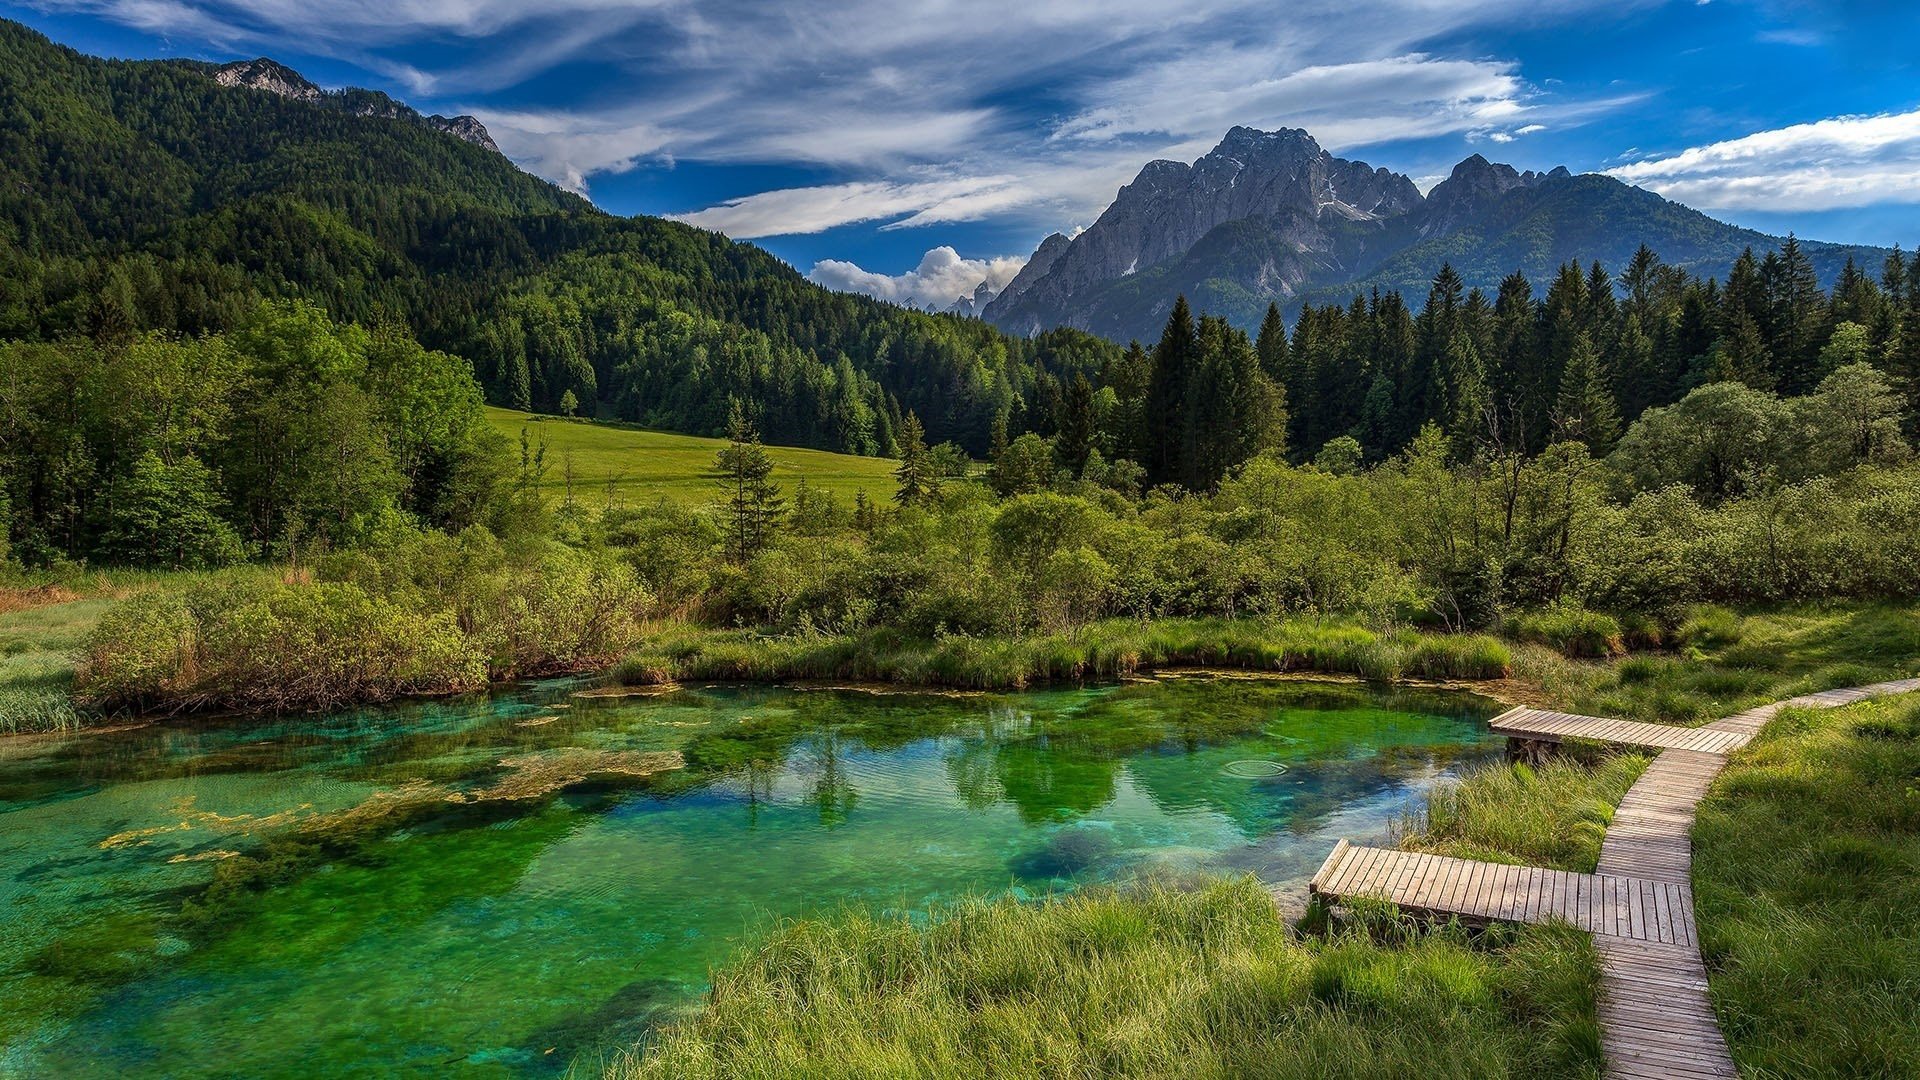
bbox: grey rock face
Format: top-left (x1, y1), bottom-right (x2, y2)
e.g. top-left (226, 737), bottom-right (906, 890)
top-left (428, 115), bottom-right (502, 154)
top-left (983, 127), bottom-right (1421, 335)
top-left (212, 57), bottom-right (503, 156)
top-left (213, 59), bottom-right (323, 102)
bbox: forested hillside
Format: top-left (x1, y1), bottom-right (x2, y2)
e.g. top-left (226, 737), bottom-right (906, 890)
top-left (0, 19), bottom-right (1117, 456)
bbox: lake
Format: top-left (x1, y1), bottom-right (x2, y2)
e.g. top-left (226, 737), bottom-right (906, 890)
top-left (0, 674), bottom-right (1500, 1078)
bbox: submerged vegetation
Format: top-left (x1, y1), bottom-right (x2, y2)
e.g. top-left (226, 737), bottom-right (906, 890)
top-left (612, 878), bottom-right (1603, 1080)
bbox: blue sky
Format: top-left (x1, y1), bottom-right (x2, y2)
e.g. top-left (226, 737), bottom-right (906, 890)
top-left (9, 0), bottom-right (1920, 308)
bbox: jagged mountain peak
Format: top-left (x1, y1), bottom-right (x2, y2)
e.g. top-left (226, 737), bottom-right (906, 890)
top-left (982, 124), bottom-right (1880, 343)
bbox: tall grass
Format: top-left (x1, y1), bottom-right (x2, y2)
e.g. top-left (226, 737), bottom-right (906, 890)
top-left (1399, 754), bottom-right (1651, 872)
top-left (613, 617), bottom-right (1513, 692)
top-left (1693, 692), bottom-right (1920, 1076)
top-left (1509, 603), bottom-right (1920, 725)
top-left (611, 877), bottom-right (1601, 1080)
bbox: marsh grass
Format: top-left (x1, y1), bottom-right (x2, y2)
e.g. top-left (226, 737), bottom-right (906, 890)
top-left (1399, 754), bottom-right (1651, 872)
top-left (0, 597), bottom-right (119, 733)
top-left (1510, 603), bottom-right (1920, 725)
top-left (610, 877), bottom-right (1602, 1080)
top-left (613, 617), bottom-right (1514, 692)
top-left (1693, 692), bottom-right (1920, 1077)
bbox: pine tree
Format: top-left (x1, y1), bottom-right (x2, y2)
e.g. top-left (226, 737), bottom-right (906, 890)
top-left (892, 411), bottom-right (939, 506)
top-left (1055, 372), bottom-right (1095, 477)
top-left (1552, 332), bottom-right (1620, 453)
top-left (1255, 302), bottom-right (1288, 382)
top-left (713, 403), bottom-right (783, 564)
top-left (1142, 297), bottom-right (1198, 487)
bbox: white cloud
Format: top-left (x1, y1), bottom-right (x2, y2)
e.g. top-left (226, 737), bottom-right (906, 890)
top-left (807, 247), bottom-right (1028, 310)
top-left (670, 176), bottom-right (1021, 237)
top-left (46, 0), bottom-right (1652, 236)
top-left (1608, 108), bottom-right (1920, 211)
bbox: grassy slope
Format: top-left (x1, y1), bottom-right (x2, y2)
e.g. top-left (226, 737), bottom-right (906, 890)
top-left (613, 878), bottom-right (1602, 1080)
top-left (487, 408), bottom-right (901, 508)
top-left (1693, 691), bottom-right (1920, 1077)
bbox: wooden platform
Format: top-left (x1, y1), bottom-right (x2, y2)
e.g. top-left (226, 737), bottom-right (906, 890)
top-left (1304, 677), bottom-right (1920, 1080)
top-left (1489, 707), bottom-right (1750, 754)
top-left (1310, 843), bottom-right (1697, 946)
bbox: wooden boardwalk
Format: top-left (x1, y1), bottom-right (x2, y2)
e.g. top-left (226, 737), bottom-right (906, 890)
top-left (1307, 677), bottom-right (1920, 1080)
top-left (1309, 843), bottom-right (1697, 946)
top-left (1490, 707), bottom-right (1750, 754)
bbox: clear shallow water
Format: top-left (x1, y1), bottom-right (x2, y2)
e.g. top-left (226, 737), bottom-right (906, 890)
top-left (0, 675), bottom-right (1500, 1078)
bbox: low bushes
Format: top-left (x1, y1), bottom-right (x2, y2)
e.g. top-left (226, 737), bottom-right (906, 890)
top-left (75, 528), bottom-right (654, 714)
top-left (611, 877), bottom-right (1602, 1080)
top-left (1504, 605), bottom-right (1624, 659)
top-left (613, 617), bottom-right (1513, 691)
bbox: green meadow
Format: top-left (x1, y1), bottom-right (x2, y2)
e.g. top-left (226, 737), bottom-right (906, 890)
top-left (486, 408), bottom-right (901, 507)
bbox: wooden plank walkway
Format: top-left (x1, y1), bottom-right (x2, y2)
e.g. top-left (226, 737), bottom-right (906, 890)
top-left (1490, 706), bottom-right (1750, 754)
top-left (1309, 843), bottom-right (1697, 946)
top-left (1305, 677), bottom-right (1920, 1080)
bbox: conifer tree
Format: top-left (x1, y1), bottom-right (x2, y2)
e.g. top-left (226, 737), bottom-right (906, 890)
top-left (1142, 297), bottom-right (1198, 487)
top-left (1552, 332), bottom-right (1620, 453)
top-left (713, 402), bottom-right (783, 564)
top-left (1055, 372), bottom-right (1095, 477)
top-left (892, 411), bottom-right (939, 506)
top-left (1255, 302), bottom-right (1288, 381)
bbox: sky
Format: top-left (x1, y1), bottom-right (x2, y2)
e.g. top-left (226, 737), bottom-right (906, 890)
top-left (9, 0), bottom-right (1920, 310)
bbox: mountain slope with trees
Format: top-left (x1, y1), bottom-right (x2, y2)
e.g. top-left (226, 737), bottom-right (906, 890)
top-left (0, 18), bottom-right (1117, 459)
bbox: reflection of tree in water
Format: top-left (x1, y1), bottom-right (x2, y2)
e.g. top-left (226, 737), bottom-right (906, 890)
top-left (940, 704), bottom-right (1125, 825)
top-left (799, 732), bottom-right (858, 828)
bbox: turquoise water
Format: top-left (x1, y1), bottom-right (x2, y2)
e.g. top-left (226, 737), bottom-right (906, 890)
top-left (0, 675), bottom-right (1500, 1078)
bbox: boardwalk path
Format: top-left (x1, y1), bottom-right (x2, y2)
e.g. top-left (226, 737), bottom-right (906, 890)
top-left (1308, 678), bottom-right (1920, 1080)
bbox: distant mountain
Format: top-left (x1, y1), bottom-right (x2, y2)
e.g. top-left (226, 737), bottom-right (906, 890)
top-left (984, 127), bottom-right (1890, 343)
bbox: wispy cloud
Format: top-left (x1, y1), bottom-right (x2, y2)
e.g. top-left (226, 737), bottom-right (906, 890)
top-left (807, 246), bottom-right (1028, 310)
top-left (1609, 108), bottom-right (1920, 211)
top-left (43, 0), bottom-right (1651, 237)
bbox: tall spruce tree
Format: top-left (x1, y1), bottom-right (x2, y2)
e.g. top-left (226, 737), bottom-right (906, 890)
top-left (892, 411), bottom-right (939, 506)
top-left (1552, 332), bottom-right (1621, 453)
top-left (713, 402), bottom-right (783, 564)
top-left (1142, 297), bottom-right (1198, 487)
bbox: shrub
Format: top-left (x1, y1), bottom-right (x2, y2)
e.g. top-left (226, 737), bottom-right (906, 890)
top-left (1505, 605), bottom-right (1623, 658)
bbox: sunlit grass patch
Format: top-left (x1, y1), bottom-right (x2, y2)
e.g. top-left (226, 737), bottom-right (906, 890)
top-left (1693, 692), bottom-right (1920, 1076)
top-left (611, 877), bottom-right (1602, 1080)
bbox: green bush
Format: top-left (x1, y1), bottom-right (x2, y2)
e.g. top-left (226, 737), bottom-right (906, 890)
top-left (1505, 605), bottom-right (1624, 659)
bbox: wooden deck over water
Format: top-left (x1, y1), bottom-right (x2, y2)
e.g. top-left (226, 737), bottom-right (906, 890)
top-left (1489, 707), bottom-right (1750, 754)
top-left (1305, 677), bottom-right (1920, 1080)
top-left (1310, 843), bottom-right (1697, 945)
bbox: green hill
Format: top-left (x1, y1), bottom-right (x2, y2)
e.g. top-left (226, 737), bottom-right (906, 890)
top-left (0, 18), bottom-right (1117, 457)
top-left (487, 409), bottom-right (901, 507)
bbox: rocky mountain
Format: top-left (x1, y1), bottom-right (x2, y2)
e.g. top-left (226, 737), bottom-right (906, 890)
top-left (984, 127), bottom-right (1887, 343)
top-left (944, 280), bottom-right (999, 318)
top-left (213, 57), bottom-right (501, 154)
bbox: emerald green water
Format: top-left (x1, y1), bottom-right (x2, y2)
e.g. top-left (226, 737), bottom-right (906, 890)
top-left (0, 675), bottom-right (1499, 1078)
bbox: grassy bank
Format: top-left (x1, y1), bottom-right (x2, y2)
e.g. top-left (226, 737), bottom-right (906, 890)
top-left (486, 408), bottom-right (900, 507)
top-left (1511, 603), bottom-right (1920, 725)
top-left (1692, 691), bottom-right (1920, 1076)
top-left (614, 617), bottom-right (1514, 691)
top-left (611, 877), bottom-right (1602, 1080)
top-left (1397, 753), bottom-right (1652, 873)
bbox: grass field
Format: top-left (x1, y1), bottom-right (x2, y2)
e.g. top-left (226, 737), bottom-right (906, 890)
top-left (1694, 691), bottom-right (1920, 1076)
top-left (487, 408), bottom-right (901, 507)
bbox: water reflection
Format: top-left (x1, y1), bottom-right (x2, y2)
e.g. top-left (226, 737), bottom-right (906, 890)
top-left (0, 674), bottom-right (1499, 1078)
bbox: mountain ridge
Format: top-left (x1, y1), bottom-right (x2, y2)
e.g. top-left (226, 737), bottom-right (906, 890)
top-left (983, 128), bottom-right (1890, 342)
